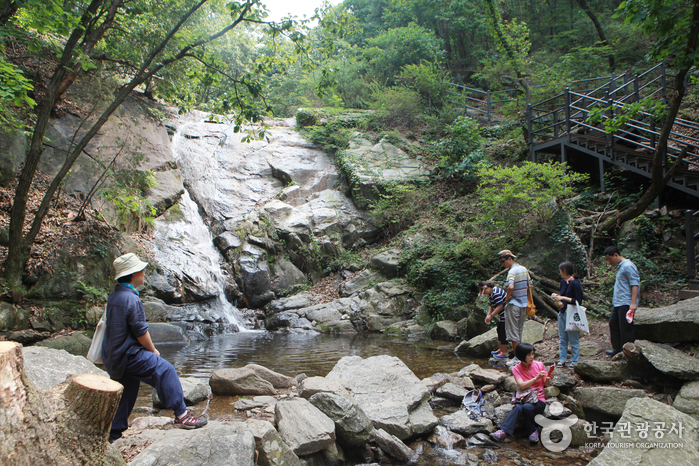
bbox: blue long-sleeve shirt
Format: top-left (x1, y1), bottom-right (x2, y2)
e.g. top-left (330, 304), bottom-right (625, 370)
top-left (101, 284), bottom-right (149, 379)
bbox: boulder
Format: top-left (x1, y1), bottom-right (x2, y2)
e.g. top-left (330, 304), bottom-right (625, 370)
top-left (550, 370), bottom-right (577, 389)
top-left (238, 255), bottom-right (275, 309)
top-left (635, 339), bottom-right (699, 380)
top-left (455, 320), bottom-right (543, 356)
top-left (468, 368), bottom-right (508, 385)
top-left (148, 323), bottom-right (188, 344)
top-left (153, 377), bottom-right (209, 407)
top-left (339, 270), bottom-right (384, 297)
top-left (575, 387), bottom-right (647, 417)
top-left (574, 361), bottom-right (633, 382)
top-left (366, 249), bottom-right (402, 278)
top-left (267, 293), bottom-right (313, 313)
top-left (243, 364), bottom-right (297, 389)
top-left (373, 428), bottom-right (415, 463)
top-left (298, 377), bottom-right (354, 401)
top-left (35, 332), bottom-right (92, 355)
top-left (438, 410), bottom-right (494, 435)
top-left (634, 297), bottom-right (699, 343)
top-left (672, 380), bottom-right (699, 420)
top-left (270, 259), bottom-right (306, 295)
top-left (435, 383), bottom-right (470, 402)
top-left (22, 346), bottom-right (108, 390)
top-left (431, 320), bottom-right (458, 340)
top-left (275, 398), bottom-right (336, 456)
top-left (210, 367), bottom-right (277, 396)
top-left (213, 231), bottom-right (242, 253)
top-left (308, 392), bottom-right (374, 446)
top-left (588, 398), bottom-right (699, 465)
top-left (130, 421), bottom-right (255, 466)
top-left (325, 355), bottom-right (436, 440)
top-left (246, 419), bottom-right (302, 466)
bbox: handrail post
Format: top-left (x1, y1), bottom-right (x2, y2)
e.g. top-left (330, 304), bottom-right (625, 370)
top-left (661, 62), bottom-right (667, 103)
top-left (634, 74), bottom-right (639, 102)
top-left (687, 210), bottom-right (696, 279)
top-left (565, 88), bottom-right (571, 141)
top-left (610, 72), bottom-right (616, 98)
top-left (650, 119), bottom-right (656, 149)
top-left (527, 104), bottom-right (536, 162)
top-left (486, 91), bottom-right (492, 127)
top-left (605, 92), bottom-right (614, 158)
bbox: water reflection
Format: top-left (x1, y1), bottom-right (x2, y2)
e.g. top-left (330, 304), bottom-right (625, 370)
top-left (158, 332), bottom-right (475, 380)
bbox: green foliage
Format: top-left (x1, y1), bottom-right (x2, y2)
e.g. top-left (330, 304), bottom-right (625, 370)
top-left (476, 162), bottom-right (589, 236)
top-left (76, 281), bottom-right (107, 309)
top-left (398, 61), bottom-right (449, 107)
top-left (368, 86), bottom-right (424, 129)
top-left (102, 169), bottom-right (157, 233)
top-left (296, 108), bottom-right (319, 127)
top-left (371, 183), bottom-right (430, 236)
top-left (587, 98), bottom-right (667, 134)
top-left (433, 116), bottom-right (486, 183)
top-left (303, 119), bottom-right (352, 157)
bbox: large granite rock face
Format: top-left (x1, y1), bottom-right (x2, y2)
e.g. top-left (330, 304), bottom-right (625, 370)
top-left (22, 346), bottom-right (108, 390)
top-left (575, 387), bottom-right (647, 417)
top-left (130, 421), bottom-right (256, 466)
top-left (635, 339), bottom-right (699, 380)
top-left (341, 134), bottom-right (431, 208)
top-left (634, 297), bottom-right (699, 343)
top-left (275, 398), bottom-right (336, 456)
top-left (325, 355), bottom-right (437, 440)
top-left (588, 398), bottom-right (699, 466)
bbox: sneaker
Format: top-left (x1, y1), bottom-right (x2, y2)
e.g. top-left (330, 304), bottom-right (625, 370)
top-left (174, 411), bottom-right (208, 429)
top-left (506, 357), bottom-right (520, 367)
top-left (529, 430), bottom-right (540, 443)
top-left (491, 349), bottom-right (502, 355)
top-left (490, 430), bottom-right (507, 442)
top-left (493, 352), bottom-right (509, 359)
top-left (605, 349), bottom-right (619, 356)
top-left (556, 361), bottom-right (566, 368)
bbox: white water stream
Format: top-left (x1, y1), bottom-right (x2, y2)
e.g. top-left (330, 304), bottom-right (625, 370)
top-left (150, 127), bottom-right (246, 329)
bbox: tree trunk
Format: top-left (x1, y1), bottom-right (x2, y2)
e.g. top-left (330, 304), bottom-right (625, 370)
top-left (0, 342), bottom-right (124, 465)
top-left (575, 0), bottom-right (615, 70)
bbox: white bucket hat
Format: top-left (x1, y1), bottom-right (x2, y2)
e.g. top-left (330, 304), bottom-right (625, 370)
top-left (113, 253), bottom-right (148, 280)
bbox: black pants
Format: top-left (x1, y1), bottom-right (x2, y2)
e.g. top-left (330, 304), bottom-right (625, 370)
top-left (497, 317), bottom-right (507, 344)
top-left (609, 305), bottom-right (635, 352)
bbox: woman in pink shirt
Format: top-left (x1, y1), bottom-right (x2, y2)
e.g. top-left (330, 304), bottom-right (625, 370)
top-left (490, 342), bottom-right (552, 444)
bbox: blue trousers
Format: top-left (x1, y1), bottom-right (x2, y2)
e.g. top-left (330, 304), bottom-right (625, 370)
top-left (558, 311), bottom-right (580, 364)
top-left (501, 400), bottom-right (545, 436)
top-left (110, 348), bottom-right (187, 441)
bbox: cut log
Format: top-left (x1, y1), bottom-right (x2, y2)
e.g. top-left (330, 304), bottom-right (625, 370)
top-left (0, 341), bottom-right (124, 465)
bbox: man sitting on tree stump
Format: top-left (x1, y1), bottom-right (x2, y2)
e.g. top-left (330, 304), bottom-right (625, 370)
top-left (103, 253), bottom-right (207, 442)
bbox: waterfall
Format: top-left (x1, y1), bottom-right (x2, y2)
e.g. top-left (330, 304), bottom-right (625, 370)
top-left (150, 127), bottom-right (247, 330)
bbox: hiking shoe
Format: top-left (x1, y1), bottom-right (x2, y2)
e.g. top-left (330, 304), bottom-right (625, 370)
top-left (491, 349), bottom-right (501, 355)
top-left (529, 430), bottom-right (540, 443)
top-left (490, 430), bottom-right (507, 442)
top-left (506, 357), bottom-right (520, 367)
top-left (605, 349), bottom-right (619, 356)
top-left (493, 352), bottom-right (509, 359)
top-left (174, 411), bottom-right (207, 429)
top-left (556, 361), bottom-right (566, 368)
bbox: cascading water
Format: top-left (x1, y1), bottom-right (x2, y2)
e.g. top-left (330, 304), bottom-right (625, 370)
top-left (150, 127), bottom-right (248, 331)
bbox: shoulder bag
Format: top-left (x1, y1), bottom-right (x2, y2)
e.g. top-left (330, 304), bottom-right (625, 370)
top-left (86, 308), bottom-right (107, 364)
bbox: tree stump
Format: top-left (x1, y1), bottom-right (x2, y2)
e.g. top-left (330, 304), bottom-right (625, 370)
top-left (0, 341), bottom-right (124, 465)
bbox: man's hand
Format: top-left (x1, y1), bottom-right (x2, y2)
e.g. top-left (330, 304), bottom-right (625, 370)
top-left (485, 314), bottom-right (492, 324)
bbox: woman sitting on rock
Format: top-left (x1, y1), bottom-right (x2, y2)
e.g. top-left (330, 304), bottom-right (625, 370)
top-left (490, 342), bottom-right (552, 444)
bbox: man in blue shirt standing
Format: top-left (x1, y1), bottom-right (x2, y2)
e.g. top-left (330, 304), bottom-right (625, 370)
top-left (603, 246), bottom-right (640, 357)
top-left (103, 253), bottom-right (207, 442)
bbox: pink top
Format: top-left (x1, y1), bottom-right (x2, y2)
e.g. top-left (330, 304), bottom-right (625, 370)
top-left (511, 360), bottom-right (547, 402)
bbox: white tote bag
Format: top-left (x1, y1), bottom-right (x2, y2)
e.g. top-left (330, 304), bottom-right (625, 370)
top-left (86, 309), bottom-right (107, 364)
top-left (565, 303), bottom-right (590, 333)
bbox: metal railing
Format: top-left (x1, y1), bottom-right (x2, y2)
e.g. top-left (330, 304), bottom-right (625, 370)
top-left (687, 210), bottom-right (699, 278)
